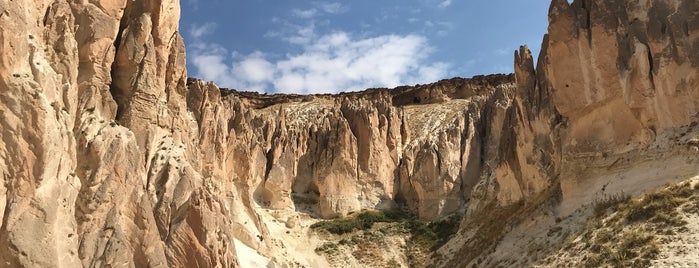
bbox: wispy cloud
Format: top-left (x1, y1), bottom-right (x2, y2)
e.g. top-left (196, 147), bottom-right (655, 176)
top-left (189, 29), bottom-right (448, 93)
top-left (494, 47), bottom-right (512, 56)
top-left (291, 8), bottom-right (317, 19)
top-left (287, 23), bottom-right (317, 45)
top-left (437, 0), bottom-right (452, 8)
top-left (318, 2), bottom-right (348, 14)
top-left (187, 2), bottom-right (448, 94)
top-left (265, 20), bottom-right (318, 45)
top-left (189, 22), bottom-right (217, 39)
top-left (290, 2), bottom-right (348, 19)
top-left (422, 20), bottom-right (454, 36)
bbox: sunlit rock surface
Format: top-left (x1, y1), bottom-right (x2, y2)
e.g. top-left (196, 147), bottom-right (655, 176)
top-left (0, 0), bottom-right (697, 267)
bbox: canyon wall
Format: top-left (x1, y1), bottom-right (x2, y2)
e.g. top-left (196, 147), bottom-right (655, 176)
top-left (542, 0), bottom-right (699, 215)
top-left (0, 0), bottom-right (237, 266)
top-left (0, 1), bottom-right (557, 266)
top-left (436, 0), bottom-right (699, 266)
top-left (0, 0), bottom-right (697, 267)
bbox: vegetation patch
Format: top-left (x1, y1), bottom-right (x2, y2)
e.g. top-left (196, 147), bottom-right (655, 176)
top-left (311, 210), bottom-right (459, 248)
top-left (311, 209), bottom-right (461, 265)
top-left (624, 185), bottom-right (693, 224)
top-left (583, 183), bottom-right (697, 266)
top-left (310, 210), bottom-right (408, 235)
top-left (583, 227), bottom-right (659, 268)
top-left (593, 192), bottom-right (630, 218)
top-left (543, 181), bottom-right (699, 267)
top-left (403, 215), bottom-right (461, 250)
top-left (314, 242), bottom-right (339, 254)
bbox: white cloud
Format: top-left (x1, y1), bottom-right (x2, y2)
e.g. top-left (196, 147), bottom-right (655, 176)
top-left (421, 20), bottom-right (453, 36)
top-left (286, 23), bottom-right (317, 45)
top-left (318, 2), bottom-right (348, 14)
top-left (437, 0), bottom-right (452, 8)
top-left (233, 52), bottom-right (275, 83)
top-left (188, 30), bottom-right (449, 94)
top-left (290, 2), bottom-right (348, 19)
top-left (291, 8), bottom-right (317, 19)
top-left (190, 22), bottom-right (216, 39)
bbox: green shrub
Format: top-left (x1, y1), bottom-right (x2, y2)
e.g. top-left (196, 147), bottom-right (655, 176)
top-left (311, 209), bottom-right (459, 250)
top-left (311, 218), bottom-right (363, 234)
top-left (405, 215), bottom-right (460, 250)
top-left (311, 210), bottom-right (409, 235)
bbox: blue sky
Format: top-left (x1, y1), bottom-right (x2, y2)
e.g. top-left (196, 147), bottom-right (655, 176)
top-left (180, 1), bottom-right (550, 94)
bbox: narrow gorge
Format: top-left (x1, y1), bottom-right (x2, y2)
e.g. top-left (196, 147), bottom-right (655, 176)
top-left (0, 0), bottom-right (697, 267)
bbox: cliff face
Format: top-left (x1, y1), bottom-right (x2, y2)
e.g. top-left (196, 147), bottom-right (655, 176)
top-left (0, 0), bottom-right (697, 267)
top-left (185, 73), bottom-right (557, 219)
top-left (541, 0), bottom-right (699, 215)
top-left (436, 0), bottom-right (699, 266)
top-left (0, 0), bottom-right (235, 266)
top-left (0, 0), bottom-right (555, 265)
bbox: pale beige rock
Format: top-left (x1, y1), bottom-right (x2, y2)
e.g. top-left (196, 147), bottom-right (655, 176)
top-left (435, 0), bottom-right (699, 267)
top-left (0, 0), bottom-right (234, 266)
top-left (1, 0), bottom-right (698, 267)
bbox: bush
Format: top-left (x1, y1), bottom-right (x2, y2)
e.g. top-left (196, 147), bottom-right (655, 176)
top-left (625, 189), bottom-right (685, 222)
top-left (311, 210), bottom-right (408, 235)
top-left (405, 215), bottom-right (460, 250)
top-left (593, 193), bottom-right (630, 217)
top-left (311, 209), bottom-right (459, 250)
top-left (311, 218), bottom-right (363, 235)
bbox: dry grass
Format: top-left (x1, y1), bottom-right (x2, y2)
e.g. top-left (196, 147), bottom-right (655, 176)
top-left (543, 180), bottom-right (699, 267)
top-left (593, 192), bottom-right (630, 217)
top-left (312, 209), bottom-right (461, 267)
top-left (583, 227), bottom-right (659, 268)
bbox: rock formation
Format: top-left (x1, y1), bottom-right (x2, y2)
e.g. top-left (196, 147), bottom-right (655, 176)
top-left (434, 0), bottom-right (699, 266)
top-left (541, 0), bottom-right (699, 215)
top-left (0, 0), bottom-right (697, 267)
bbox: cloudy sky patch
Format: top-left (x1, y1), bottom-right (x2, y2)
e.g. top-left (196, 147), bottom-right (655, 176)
top-left (189, 26), bottom-right (447, 93)
top-left (181, 1), bottom-right (550, 93)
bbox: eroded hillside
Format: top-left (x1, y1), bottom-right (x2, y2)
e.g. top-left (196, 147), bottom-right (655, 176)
top-left (0, 0), bottom-right (697, 267)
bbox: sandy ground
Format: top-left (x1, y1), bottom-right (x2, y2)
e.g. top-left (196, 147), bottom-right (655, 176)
top-left (234, 239), bottom-right (272, 267)
top-left (651, 212), bottom-right (699, 267)
top-left (559, 151), bottom-right (699, 216)
top-left (651, 178), bottom-right (699, 268)
top-left (255, 208), bottom-right (331, 268)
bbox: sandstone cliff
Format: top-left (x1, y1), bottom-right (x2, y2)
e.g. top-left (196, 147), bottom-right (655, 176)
top-left (0, 0), bottom-right (697, 267)
top-left (433, 0), bottom-right (699, 266)
top-left (543, 0), bottom-right (699, 215)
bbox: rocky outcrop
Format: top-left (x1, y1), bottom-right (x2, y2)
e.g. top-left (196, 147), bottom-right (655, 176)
top-left (543, 0), bottom-right (699, 153)
top-left (0, 1), bottom-right (550, 263)
top-left (185, 75), bottom-right (538, 220)
top-left (540, 0), bottom-right (699, 215)
top-left (0, 0), bottom-right (235, 266)
top-left (436, 0), bottom-right (699, 266)
top-left (0, 0), bottom-right (697, 267)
